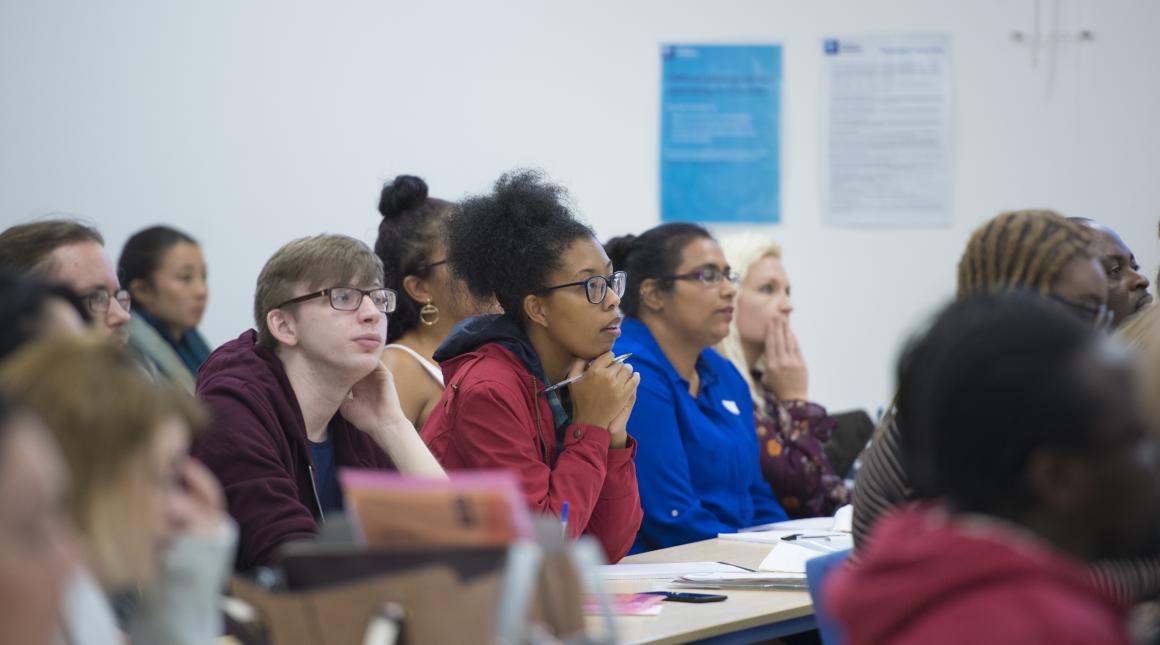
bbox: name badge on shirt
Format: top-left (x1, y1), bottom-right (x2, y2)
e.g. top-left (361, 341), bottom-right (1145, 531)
top-left (721, 399), bottom-right (741, 415)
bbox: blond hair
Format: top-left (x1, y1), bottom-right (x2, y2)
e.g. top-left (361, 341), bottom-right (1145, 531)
top-left (957, 210), bottom-right (1094, 297)
top-left (0, 334), bottom-right (206, 587)
top-left (715, 232), bottom-right (784, 410)
top-left (254, 234), bottom-right (384, 349)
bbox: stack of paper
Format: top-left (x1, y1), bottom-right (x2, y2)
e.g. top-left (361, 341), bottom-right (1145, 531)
top-left (669, 571), bottom-right (808, 591)
top-left (597, 561), bottom-right (752, 580)
top-left (719, 505), bottom-right (854, 552)
top-left (733, 504), bottom-right (853, 534)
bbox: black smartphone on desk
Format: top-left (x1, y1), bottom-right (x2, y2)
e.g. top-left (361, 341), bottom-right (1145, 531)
top-left (642, 591), bottom-right (727, 603)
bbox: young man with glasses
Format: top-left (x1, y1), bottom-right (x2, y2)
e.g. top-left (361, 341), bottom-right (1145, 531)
top-left (0, 219), bottom-right (131, 341)
top-left (192, 234), bottom-right (445, 571)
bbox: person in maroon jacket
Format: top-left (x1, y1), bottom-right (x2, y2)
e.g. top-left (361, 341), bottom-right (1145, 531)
top-left (421, 170), bottom-right (643, 563)
top-left (827, 293), bottom-right (1160, 645)
top-left (193, 234), bottom-right (445, 571)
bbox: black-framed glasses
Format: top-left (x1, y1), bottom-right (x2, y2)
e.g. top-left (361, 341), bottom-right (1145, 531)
top-left (534, 271), bottom-right (627, 305)
top-left (275, 287), bottom-right (397, 314)
top-left (658, 266), bottom-right (740, 287)
top-left (85, 288), bottom-right (131, 315)
top-left (418, 259), bottom-right (448, 273)
top-left (1049, 294), bottom-right (1114, 330)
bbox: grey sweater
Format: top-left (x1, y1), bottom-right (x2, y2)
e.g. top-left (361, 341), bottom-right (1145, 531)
top-left (62, 520), bottom-right (237, 645)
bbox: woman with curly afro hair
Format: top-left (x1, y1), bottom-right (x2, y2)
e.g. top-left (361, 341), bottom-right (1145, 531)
top-left (420, 170), bottom-right (643, 562)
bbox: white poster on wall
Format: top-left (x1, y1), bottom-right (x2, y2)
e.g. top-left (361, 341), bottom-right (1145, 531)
top-left (821, 34), bottom-right (953, 228)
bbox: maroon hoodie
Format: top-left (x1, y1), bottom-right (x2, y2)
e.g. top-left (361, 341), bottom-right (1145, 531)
top-left (827, 504), bottom-right (1129, 645)
top-left (192, 330), bottom-right (394, 571)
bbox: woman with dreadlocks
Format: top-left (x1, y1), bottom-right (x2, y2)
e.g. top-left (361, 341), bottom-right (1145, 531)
top-left (852, 210), bottom-right (1160, 603)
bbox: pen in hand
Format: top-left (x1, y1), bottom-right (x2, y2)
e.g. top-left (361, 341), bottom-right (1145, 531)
top-left (540, 353), bottom-right (633, 395)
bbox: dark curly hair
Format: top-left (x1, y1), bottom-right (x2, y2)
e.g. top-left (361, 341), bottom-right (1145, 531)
top-left (447, 170), bottom-right (594, 324)
top-left (897, 292), bottom-right (1101, 514)
top-left (375, 175), bottom-right (456, 342)
top-left (604, 223), bottom-right (712, 317)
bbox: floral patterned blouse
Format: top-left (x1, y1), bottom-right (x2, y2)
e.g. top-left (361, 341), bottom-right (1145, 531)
top-left (755, 387), bottom-right (849, 518)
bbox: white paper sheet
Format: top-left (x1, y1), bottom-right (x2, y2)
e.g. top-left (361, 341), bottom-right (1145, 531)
top-left (832, 504), bottom-right (854, 533)
top-left (719, 530), bottom-right (853, 551)
top-left (736, 505), bottom-right (854, 534)
top-left (759, 542), bottom-right (823, 574)
top-left (821, 34), bottom-right (954, 227)
top-left (597, 561), bottom-right (752, 580)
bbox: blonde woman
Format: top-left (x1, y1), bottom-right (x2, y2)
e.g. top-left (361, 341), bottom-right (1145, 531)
top-left (0, 335), bottom-right (235, 645)
top-left (716, 233), bottom-right (848, 518)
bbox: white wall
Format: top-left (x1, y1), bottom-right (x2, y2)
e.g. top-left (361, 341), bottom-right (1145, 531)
top-left (2, 0), bottom-right (1157, 413)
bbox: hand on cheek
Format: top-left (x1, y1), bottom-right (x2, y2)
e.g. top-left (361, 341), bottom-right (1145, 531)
top-left (342, 362), bottom-right (410, 438)
top-left (760, 316), bottom-right (809, 401)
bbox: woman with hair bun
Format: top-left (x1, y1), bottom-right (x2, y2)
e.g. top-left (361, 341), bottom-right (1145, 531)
top-left (375, 175), bottom-right (498, 428)
top-left (606, 224), bottom-right (787, 552)
top-left (421, 170), bottom-right (642, 562)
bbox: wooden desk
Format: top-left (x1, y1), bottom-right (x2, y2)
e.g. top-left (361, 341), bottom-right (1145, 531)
top-left (587, 539), bottom-right (816, 645)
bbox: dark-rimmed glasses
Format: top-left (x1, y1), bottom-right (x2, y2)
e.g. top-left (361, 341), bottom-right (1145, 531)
top-left (85, 288), bottom-right (132, 315)
top-left (418, 259), bottom-right (448, 273)
top-left (534, 271), bottom-right (627, 305)
top-left (657, 266), bottom-right (740, 287)
top-left (1049, 294), bottom-right (1114, 330)
top-left (275, 287), bottom-right (397, 314)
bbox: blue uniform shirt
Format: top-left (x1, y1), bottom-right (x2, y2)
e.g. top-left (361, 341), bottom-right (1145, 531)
top-left (615, 317), bottom-right (787, 552)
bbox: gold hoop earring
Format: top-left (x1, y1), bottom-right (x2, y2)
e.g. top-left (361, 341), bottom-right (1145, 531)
top-left (419, 299), bottom-right (440, 326)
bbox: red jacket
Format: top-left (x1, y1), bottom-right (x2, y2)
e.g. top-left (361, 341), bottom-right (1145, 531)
top-left (192, 330), bottom-right (395, 571)
top-left (827, 504), bottom-right (1129, 645)
top-left (421, 315), bottom-right (642, 562)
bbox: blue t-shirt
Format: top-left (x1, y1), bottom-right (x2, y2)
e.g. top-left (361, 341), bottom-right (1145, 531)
top-left (308, 435), bottom-right (344, 515)
top-left (615, 317), bottom-right (787, 552)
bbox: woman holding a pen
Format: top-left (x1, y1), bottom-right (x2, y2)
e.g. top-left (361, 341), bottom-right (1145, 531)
top-left (607, 224), bottom-right (789, 553)
top-left (420, 170), bottom-right (643, 563)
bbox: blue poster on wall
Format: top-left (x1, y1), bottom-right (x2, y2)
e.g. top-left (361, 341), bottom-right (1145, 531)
top-left (660, 44), bottom-right (781, 223)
